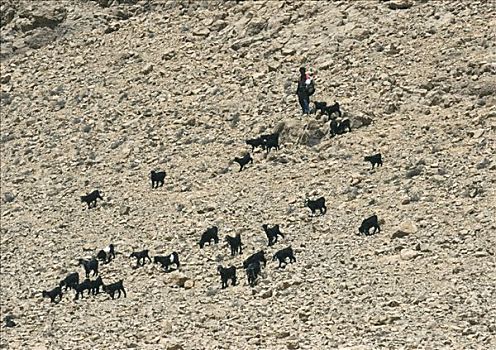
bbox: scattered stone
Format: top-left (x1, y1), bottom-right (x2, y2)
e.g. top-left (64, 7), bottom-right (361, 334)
top-left (400, 249), bottom-right (420, 261)
top-left (391, 220), bottom-right (418, 239)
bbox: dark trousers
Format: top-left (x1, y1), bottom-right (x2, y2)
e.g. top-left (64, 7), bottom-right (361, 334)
top-left (298, 95), bottom-right (310, 114)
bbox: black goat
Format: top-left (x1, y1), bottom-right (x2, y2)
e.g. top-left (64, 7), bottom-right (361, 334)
top-left (305, 196), bottom-right (327, 215)
top-left (314, 101), bottom-right (342, 118)
top-left (130, 250), bottom-right (152, 266)
top-left (245, 261), bottom-right (261, 287)
top-left (74, 279), bottom-right (92, 300)
top-left (261, 133), bottom-right (280, 153)
top-left (246, 137), bottom-right (265, 152)
top-left (154, 252), bottom-right (180, 272)
top-left (364, 153), bottom-right (383, 169)
top-left (359, 215), bottom-right (381, 236)
top-left (243, 251), bottom-right (267, 269)
top-left (262, 224), bottom-right (284, 246)
top-left (234, 153), bottom-right (253, 172)
top-left (78, 258), bottom-right (99, 278)
top-left (96, 244), bottom-right (115, 264)
top-left (199, 226), bottom-right (219, 249)
top-left (225, 234), bottom-right (243, 256)
top-left (330, 118), bottom-right (352, 137)
top-left (151, 170), bottom-right (166, 188)
top-left (217, 265), bottom-right (237, 289)
top-left (90, 276), bottom-right (104, 295)
top-left (80, 190), bottom-right (103, 209)
top-left (273, 246), bottom-right (296, 268)
top-left (103, 280), bottom-right (126, 299)
top-left (4, 315), bottom-right (15, 328)
top-left (42, 286), bottom-right (63, 303)
top-left (59, 272), bottom-right (79, 291)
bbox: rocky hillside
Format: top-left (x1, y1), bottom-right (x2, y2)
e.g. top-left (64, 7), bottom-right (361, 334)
top-left (1, 0), bottom-right (495, 349)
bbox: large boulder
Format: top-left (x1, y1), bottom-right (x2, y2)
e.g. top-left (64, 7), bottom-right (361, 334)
top-left (274, 119), bottom-right (328, 147)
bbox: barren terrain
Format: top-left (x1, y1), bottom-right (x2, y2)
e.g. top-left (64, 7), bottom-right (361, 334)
top-left (1, 0), bottom-right (495, 349)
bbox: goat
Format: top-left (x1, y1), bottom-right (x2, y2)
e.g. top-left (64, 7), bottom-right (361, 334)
top-left (3, 315), bottom-right (15, 328)
top-left (246, 137), bottom-right (265, 152)
top-left (153, 252), bottom-right (180, 272)
top-left (151, 170), bottom-right (166, 188)
top-left (243, 250), bottom-right (267, 269)
top-left (225, 234), bottom-right (243, 256)
top-left (330, 118), bottom-right (352, 137)
top-left (74, 279), bottom-right (92, 300)
top-left (96, 244), bottom-right (115, 264)
top-left (359, 215), bottom-right (381, 236)
top-left (314, 101), bottom-right (342, 119)
top-left (90, 276), bottom-right (104, 295)
top-left (217, 265), bottom-right (237, 289)
top-left (59, 272), bottom-right (79, 291)
top-left (261, 133), bottom-right (280, 153)
top-left (130, 249), bottom-right (152, 266)
top-left (364, 153), bottom-right (383, 169)
top-left (42, 286), bottom-right (63, 303)
top-left (273, 246), bottom-right (296, 268)
top-left (262, 224), bottom-right (284, 246)
top-left (245, 261), bottom-right (261, 287)
top-left (234, 153), bottom-right (253, 172)
top-left (80, 190), bottom-right (103, 209)
top-left (78, 258), bottom-right (99, 278)
top-left (305, 197), bottom-right (327, 215)
top-left (103, 280), bottom-right (126, 299)
top-left (199, 226), bottom-right (219, 249)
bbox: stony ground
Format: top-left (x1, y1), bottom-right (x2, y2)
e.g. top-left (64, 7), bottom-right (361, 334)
top-left (1, 0), bottom-right (495, 349)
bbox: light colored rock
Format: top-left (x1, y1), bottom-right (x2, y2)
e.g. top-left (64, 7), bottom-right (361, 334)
top-left (391, 220), bottom-right (418, 239)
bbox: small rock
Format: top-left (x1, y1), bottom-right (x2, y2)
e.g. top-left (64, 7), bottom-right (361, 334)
top-left (400, 249), bottom-right (420, 260)
top-left (260, 289), bottom-right (273, 299)
top-left (141, 64), bottom-right (153, 75)
top-left (405, 167), bottom-right (422, 178)
top-left (276, 331), bottom-right (290, 339)
top-left (391, 220), bottom-right (417, 239)
top-left (184, 280), bottom-right (194, 289)
top-left (120, 206), bottom-right (130, 215)
top-left (387, 0), bottom-right (413, 10)
top-left (3, 192), bottom-right (16, 203)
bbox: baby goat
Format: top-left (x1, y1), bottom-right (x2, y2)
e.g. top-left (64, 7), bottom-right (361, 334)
top-left (154, 252), bottom-right (180, 272)
top-left (225, 234), bottom-right (243, 256)
top-left (103, 280), bottom-right (127, 299)
top-left (262, 224), bottom-right (284, 246)
top-left (199, 226), bottom-right (219, 249)
top-left (305, 197), bottom-right (327, 215)
top-left (243, 250), bottom-right (267, 269)
top-left (130, 249), bottom-right (152, 266)
top-left (273, 246), bottom-right (296, 268)
top-left (42, 286), bottom-right (63, 303)
top-left (78, 258), bottom-right (99, 278)
top-left (96, 244), bottom-right (115, 264)
top-left (217, 265), bottom-right (237, 289)
top-left (359, 215), bottom-right (381, 236)
top-left (330, 118), bottom-right (352, 137)
top-left (245, 261), bottom-right (261, 287)
top-left (150, 170), bottom-right (166, 188)
top-left (364, 153), bottom-right (383, 169)
top-left (80, 190), bottom-right (103, 209)
top-left (234, 153), bottom-right (253, 172)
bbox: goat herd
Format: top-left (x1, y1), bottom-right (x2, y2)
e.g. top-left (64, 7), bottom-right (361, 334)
top-left (41, 100), bottom-right (384, 305)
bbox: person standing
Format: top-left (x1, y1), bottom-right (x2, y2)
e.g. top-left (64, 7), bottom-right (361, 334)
top-left (296, 67), bottom-right (314, 115)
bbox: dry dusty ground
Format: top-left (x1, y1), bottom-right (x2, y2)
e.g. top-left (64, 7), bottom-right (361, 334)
top-left (1, 0), bottom-right (495, 349)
